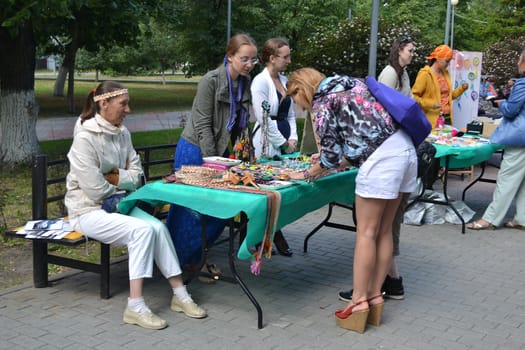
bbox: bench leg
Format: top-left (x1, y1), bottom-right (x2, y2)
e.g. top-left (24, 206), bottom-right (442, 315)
top-left (100, 243), bottom-right (111, 299)
top-left (33, 240), bottom-right (49, 288)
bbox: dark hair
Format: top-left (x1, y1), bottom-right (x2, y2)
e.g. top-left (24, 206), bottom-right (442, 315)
top-left (389, 37), bottom-right (414, 89)
top-left (428, 58), bottom-right (437, 66)
top-left (80, 81), bottom-right (126, 123)
top-left (225, 34), bottom-right (257, 57)
top-left (260, 37), bottom-right (289, 65)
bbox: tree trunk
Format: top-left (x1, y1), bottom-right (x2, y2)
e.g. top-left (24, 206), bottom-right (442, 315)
top-left (53, 66), bottom-right (68, 96)
top-left (0, 20), bottom-right (39, 167)
top-left (65, 21), bottom-right (80, 115)
top-left (0, 91), bottom-right (39, 165)
top-left (67, 59), bottom-right (76, 114)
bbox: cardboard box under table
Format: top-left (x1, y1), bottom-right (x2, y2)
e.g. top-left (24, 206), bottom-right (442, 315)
top-left (118, 168), bottom-right (357, 329)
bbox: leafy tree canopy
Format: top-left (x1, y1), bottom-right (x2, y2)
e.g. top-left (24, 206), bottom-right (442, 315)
top-left (293, 16), bottom-right (435, 82)
top-left (483, 35), bottom-right (525, 85)
top-left (170, 0), bottom-right (352, 75)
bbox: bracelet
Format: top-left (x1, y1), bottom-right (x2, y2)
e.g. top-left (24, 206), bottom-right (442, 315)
top-left (303, 169), bottom-right (311, 182)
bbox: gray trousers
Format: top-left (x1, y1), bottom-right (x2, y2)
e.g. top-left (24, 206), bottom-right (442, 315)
top-left (391, 192), bottom-right (410, 256)
top-left (482, 147), bottom-right (525, 226)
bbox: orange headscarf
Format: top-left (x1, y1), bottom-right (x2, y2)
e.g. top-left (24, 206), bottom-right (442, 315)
top-left (426, 45), bottom-right (453, 60)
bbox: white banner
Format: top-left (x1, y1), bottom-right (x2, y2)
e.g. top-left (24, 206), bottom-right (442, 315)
top-left (450, 51), bottom-right (483, 129)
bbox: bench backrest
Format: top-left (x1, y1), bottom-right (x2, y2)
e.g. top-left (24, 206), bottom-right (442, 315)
top-left (32, 143), bottom-right (177, 221)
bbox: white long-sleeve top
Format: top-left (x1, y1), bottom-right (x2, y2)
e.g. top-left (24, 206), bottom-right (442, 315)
top-left (65, 114), bottom-right (143, 218)
top-left (378, 65), bottom-right (413, 98)
top-left (251, 67), bottom-right (298, 157)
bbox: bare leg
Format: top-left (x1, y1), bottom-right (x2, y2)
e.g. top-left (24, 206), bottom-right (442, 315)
top-left (129, 278), bottom-right (144, 299)
top-left (351, 195), bottom-right (400, 310)
top-left (369, 197), bottom-right (401, 296)
top-left (167, 275), bottom-right (185, 289)
top-left (388, 259), bottom-right (400, 279)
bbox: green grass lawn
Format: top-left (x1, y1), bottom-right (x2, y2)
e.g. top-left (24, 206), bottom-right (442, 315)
top-left (0, 129), bottom-right (185, 280)
top-left (1, 129), bottom-right (182, 230)
top-left (35, 79), bottom-right (198, 118)
top-left (39, 129), bottom-right (182, 159)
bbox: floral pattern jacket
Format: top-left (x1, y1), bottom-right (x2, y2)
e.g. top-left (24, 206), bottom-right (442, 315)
top-left (312, 75), bottom-right (398, 168)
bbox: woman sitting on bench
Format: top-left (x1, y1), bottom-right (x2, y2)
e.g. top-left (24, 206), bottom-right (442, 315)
top-left (64, 81), bottom-right (206, 330)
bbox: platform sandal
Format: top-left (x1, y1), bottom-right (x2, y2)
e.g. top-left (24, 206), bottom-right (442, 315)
top-left (367, 294), bottom-right (385, 326)
top-left (334, 299), bottom-right (369, 333)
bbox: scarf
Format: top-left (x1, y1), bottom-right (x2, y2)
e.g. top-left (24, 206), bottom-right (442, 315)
top-left (224, 57), bottom-right (248, 132)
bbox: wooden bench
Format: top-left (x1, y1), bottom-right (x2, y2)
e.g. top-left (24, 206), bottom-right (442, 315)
top-left (6, 144), bottom-right (177, 299)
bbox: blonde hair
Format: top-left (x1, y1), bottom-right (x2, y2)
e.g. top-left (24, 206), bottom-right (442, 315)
top-left (286, 68), bottom-right (325, 112)
top-left (225, 34), bottom-right (257, 57)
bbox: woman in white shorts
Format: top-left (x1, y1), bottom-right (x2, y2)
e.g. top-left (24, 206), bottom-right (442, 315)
top-left (284, 68), bottom-right (417, 333)
top-left (65, 81), bottom-right (207, 330)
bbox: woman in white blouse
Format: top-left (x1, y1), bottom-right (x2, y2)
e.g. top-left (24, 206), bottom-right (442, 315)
top-left (250, 37), bottom-right (297, 256)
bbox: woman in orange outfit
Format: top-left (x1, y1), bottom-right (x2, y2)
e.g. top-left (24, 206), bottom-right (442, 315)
top-left (412, 44), bottom-right (468, 127)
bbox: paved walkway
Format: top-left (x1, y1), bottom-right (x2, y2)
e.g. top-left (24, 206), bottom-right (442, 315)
top-left (2, 115), bottom-right (523, 349)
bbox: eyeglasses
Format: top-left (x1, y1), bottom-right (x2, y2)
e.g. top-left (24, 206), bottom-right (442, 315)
top-left (400, 36), bottom-right (413, 44)
top-left (236, 56), bottom-right (259, 65)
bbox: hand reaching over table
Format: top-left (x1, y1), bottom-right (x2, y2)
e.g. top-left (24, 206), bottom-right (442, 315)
top-left (284, 161), bottom-right (334, 182)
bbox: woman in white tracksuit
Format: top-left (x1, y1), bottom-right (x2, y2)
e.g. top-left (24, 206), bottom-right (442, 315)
top-left (65, 81), bottom-right (206, 330)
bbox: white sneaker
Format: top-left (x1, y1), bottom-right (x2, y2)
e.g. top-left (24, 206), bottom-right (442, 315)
top-left (170, 296), bottom-right (207, 319)
top-left (123, 307), bottom-right (167, 330)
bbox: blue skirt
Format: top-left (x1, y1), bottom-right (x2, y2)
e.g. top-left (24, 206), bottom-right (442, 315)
top-left (166, 137), bottom-right (227, 266)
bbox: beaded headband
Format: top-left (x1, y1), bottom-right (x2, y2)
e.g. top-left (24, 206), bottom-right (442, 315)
top-left (93, 89), bottom-right (128, 102)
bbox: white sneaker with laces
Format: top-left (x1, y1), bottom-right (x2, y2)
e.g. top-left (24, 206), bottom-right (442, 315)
top-left (170, 296), bottom-right (207, 319)
top-left (123, 307), bottom-right (167, 330)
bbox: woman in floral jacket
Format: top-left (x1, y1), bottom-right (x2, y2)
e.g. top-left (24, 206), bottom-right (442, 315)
top-left (283, 68), bottom-right (417, 333)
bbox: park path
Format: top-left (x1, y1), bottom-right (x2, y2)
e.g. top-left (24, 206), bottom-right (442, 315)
top-left (35, 111), bottom-right (191, 141)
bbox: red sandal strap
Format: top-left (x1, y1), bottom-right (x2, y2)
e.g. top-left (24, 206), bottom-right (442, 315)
top-left (367, 294), bottom-right (384, 304)
top-left (335, 299), bottom-right (368, 318)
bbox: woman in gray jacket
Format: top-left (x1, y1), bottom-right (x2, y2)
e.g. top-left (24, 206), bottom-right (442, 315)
top-left (65, 81), bottom-right (206, 330)
top-left (166, 34), bottom-right (258, 279)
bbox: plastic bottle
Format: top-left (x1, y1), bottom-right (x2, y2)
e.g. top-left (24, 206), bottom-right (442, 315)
top-left (436, 112), bottom-right (445, 129)
top-left (436, 112), bottom-right (445, 137)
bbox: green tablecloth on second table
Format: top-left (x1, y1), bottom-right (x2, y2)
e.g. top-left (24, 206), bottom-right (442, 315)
top-left (433, 142), bottom-right (502, 169)
top-left (119, 169), bottom-right (357, 261)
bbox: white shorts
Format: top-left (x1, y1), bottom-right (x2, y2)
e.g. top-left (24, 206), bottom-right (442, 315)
top-left (356, 130), bottom-right (417, 199)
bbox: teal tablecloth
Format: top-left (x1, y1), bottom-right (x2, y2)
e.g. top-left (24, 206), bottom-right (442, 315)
top-left (119, 169), bottom-right (357, 260)
top-left (433, 142), bottom-right (502, 169)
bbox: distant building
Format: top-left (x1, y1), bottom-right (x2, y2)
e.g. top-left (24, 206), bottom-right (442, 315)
top-left (35, 56), bottom-right (59, 72)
